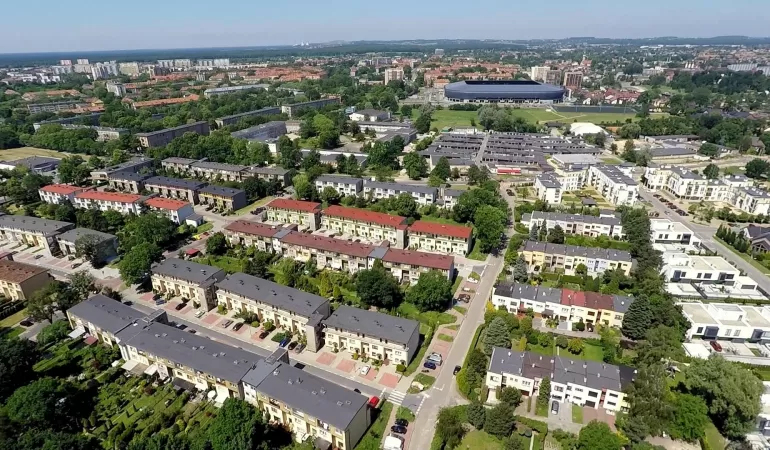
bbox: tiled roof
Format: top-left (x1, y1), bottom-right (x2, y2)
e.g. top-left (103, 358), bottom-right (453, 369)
top-left (323, 205), bottom-right (407, 230)
top-left (40, 184), bottom-right (85, 195)
top-left (381, 248), bottom-right (454, 270)
top-left (561, 289), bottom-right (586, 307)
top-left (267, 198), bottom-right (321, 213)
top-left (0, 260), bottom-right (47, 283)
top-left (281, 231), bottom-right (374, 258)
top-left (145, 197), bottom-right (190, 211)
top-left (224, 220), bottom-right (284, 238)
top-left (75, 191), bottom-right (142, 203)
top-left (584, 291), bottom-right (614, 310)
top-left (409, 220), bottom-right (472, 239)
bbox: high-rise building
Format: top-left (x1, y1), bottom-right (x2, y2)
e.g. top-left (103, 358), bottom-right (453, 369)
top-left (157, 60), bottom-right (174, 68)
top-left (91, 61), bottom-right (119, 80)
top-left (545, 69), bottom-right (561, 85)
top-left (52, 65), bottom-right (74, 75)
top-left (434, 49), bottom-right (445, 56)
top-left (530, 66), bottom-right (549, 82)
top-left (76, 59), bottom-right (89, 65)
top-left (384, 68), bottom-right (404, 84)
top-left (174, 59), bottom-right (192, 69)
top-left (563, 71), bottom-right (583, 89)
top-left (106, 82), bottom-right (126, 97)
top-left (119, 62), bottom-right (140, 76)
top-left (59, 60), bottom-right (72, 66)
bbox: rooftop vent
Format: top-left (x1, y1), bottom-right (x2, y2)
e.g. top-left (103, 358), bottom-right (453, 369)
top-left (273, 369), bottom-right (280, 376)
top-left (192, 346), bottom-right (197, 350)
top-left (320, 388), bottom-right (326, 395)
top-left (336, 401), bottom-right (343, 406)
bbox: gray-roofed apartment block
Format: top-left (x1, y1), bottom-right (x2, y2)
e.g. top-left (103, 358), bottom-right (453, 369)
top-left (198, 185), bottom-right (248, 211)
top-left (67, 294), bottom-right (167, 346)
top-left (231, 121), bottom-right (287, 142)
top-left (522, 211), bottom-right (623, 238)
top-left (56, 228), bottom-right (118, 263)
top-left (363, 181), bottom-right (438, 205)
top-left (151, 258), bottom-right (226, 310)
top-left (215, 107), bottom-right (281, 127)
top-left (315, 175), bottom-right (364, 197)
top-left (144, 176), bottom-right (209, 204)
top-left (0, 215), bottom-right (75, 256)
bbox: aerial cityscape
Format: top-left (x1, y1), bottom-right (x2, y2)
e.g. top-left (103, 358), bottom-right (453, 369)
top-left (3, 17), bottom-right (770, 450)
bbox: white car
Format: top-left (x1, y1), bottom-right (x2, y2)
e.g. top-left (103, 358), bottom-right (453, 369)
top-left (359, 365), bottom-right (371, 375)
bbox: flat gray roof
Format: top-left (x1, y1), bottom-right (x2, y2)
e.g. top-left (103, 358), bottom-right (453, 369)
top-left (144, 176), bottom-right (208, 190)
top-left (248, 167), bottom-right (289, 176)
top-left (199, 185), bottom-right (246, 198)
top-left (68, 294), bottom-right (146, 333)
top-left (217, 272), bottom-right (329, 318)
top-left (364, 180), bottom-right (437, 196)
top-left (191, 161), bottom-right (247, 172)
top-left (135, 121), bottom-right (208, 137)
top-left (315, 175), bottom-right (364, 185)
top-left (613, 295), bottom-right (633, 314)
top-left (57, 227), bottom-right (116, 244)
top-left (0, 215), bottom-right (73, 234)
top-left (152, 258), bottom-right (225, 286)
top-left (523, 240), bottom-right (632, 262)
top-left (243, 361), bottom-right (367, 430)
top-left (494, 282), bottom-right (561, 304)
top-left (322, 305), bottom-right (419, 346)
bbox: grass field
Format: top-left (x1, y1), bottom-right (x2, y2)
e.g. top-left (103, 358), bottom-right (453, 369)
top-left (412, 108), bottom-right (660, 130)
top-left (458, 431), bottom-right (503, 450)
top-left (704, 421), bottom-right (725, 450)
top-left (0, 147), bottom-right (71, 160)
top-left (572, 404), bottom-right (584, 424)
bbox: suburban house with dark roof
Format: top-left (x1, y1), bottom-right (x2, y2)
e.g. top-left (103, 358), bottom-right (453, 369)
top-left (216, 273), bottom-right (331, 352)
top-left (198, 185), bottom-right (247, 212)
top-left (265, 198), bottom-right (322, 231)
top-left (56, 228), bottom-right (118, 263)
top-left (322, 305), bottom-right (420, 365)
top-left (744, 224), bottom-right (770, 253)
top-left (0, 259), bottom-right (53, 300)
top-left (151, 258), bottom-right (227, 310)
top-left (223, 220), bottom-right (291, 253)
top-left (322, 205), bottom-right (407, 249)
top-left (38, 184), bottom-right (90, 204)
top-left (0, 215), bottom-right (75, 256)
top-left (407, 220), bottom-right (473, 256)
top-left (144, 176), bottom-right (208, 204)
top-left (247, 167), bottom-right (291, 186)
top-left (107, 171), bottom-right (152, 193)
top-left (522, 240), bottom-right (634, 277)
top-left (485, 347), bottom-right (636, 413)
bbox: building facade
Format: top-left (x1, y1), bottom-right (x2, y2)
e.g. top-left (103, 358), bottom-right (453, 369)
top-left (322, 206), bottom-right (407, 249)
top-left (265, 199), bottom-right (322, 231)
top-left (521, 241), bottom-right (634, 277)
top-left (151, 258), bottom-right (227, 310)
top-left (407, 220), bottom-right (473, 256)
top-left (0, 260), bottom-right (53, 300)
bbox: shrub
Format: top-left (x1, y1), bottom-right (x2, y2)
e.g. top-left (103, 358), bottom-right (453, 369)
top-left (396, 364), bottom-right (406, 373)
top-left (271, 332), bottom-right (286, 343)
top-left (516, 416), bottom-right (548, 434)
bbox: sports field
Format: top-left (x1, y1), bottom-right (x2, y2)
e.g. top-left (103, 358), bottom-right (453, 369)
top-left (412, 108), bottom-right (666, 131)
top-left (0, 147), bottom-right (71, 161)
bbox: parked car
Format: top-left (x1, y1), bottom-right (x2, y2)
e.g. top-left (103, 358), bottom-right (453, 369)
top-left (174, 303), bottom-right (185, 311)
top-left (177, 324), bottom-right (188, 330)
top-left (279, 337), bottom-right (290, 347)
top-left (390, 425), bottom-right (407, 434)
top-left (220, 319), bottom-right (233, 328)
top-left (195, 310), bottom-right (206, 318)
top-left (152, 293), bottom-right (162, 301)
top-left (394, 419), bottom-right (409, 427)
top-left (360, 365), bottom-right (371, 376)
top-left (187, 329), bottom-right (197, 334)
top-left (34, 254), bottom-right (44, 260)
top-left (423, 361), bottom-right (437, 370)
top-left (294, 343), bottom-right (305, 354)
top-left (551, 401), bottom-right (559, 414)
top-left (19, 319), bottom-right (33, 327)
top-left (710, 340), bottom-right (723, 352)
top-left (368, 396), bottom-right (380, 408)
top-left (258, 330), bottom-right (269, 339)
top-left (427, 353), bottom-right (442, 365)
top-left (353, 388), bottom-right (361, 393)
top-left (287, 341), bottom-right (298, 350)
top-left (154, 298), bottom-right (166, 306)
top-left (233, 322), bottom-right (244, 332)
top-left (453, 365), bottom-right (462, 375)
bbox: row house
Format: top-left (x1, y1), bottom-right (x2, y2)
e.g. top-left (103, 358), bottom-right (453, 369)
top-left (322, 305), bottom-right (420, 365)
top-left (321, 205), bottom-right (407, 249)
top-left (363, 181), bottom-right (437, 205)
top-left (73, 191), bottom-right (147, 215)
top-left (145, 197), bottom-right (195, 224)
top-left (585, 165), bottom-right (638, 207)
top-left (216, 272), bottom-right (330, 352)
top-left (151, 258), bottom-right (227, 310)
top-left (108, 171), bottom-right (151, 193)
top-left (441, 189), bottom-right (463, 210)
top-left (247, 167), bottom-right (292, 187)
top-left (66, 294), bottom-right (165, 346)
top-left (0, 215), bottom-right (74, 256)
top-left (407, 220), bottom-right (473, 256)
top-left (644, 164), bottom-right (756, 205)
top-left (534, 174), bottom-right (563, 205)
top-left (161, 157), bottom-right (199, 175)
top-left (38, 184), bottom-right (90, 204)
top-left (223, 220), bottom-right (290, 253)
top-left (380, 248), bottom-right (455, 284)
top-left (314, 175), bottom-right (364, 197)
top-left (190, 161), bottom-right (248, 182)
top-left (521, 211), bottom-right (623, 238)
top-left (280, 231), bottom-right (374, 274)
top-left (733, 187), bottom-right (770, 216)
top-left (265, 199), bottom-right (322, 231)
top-left (56, 228), bottom-right (118, 264)
top-left (0, 259), bottom-right (53, 301)
top-left (90, 157), bottom-right (153, 182)
top-left (485, 348), bottom-right (636, 413)
top-left (650, 218), bottom-right (700, 247)
top-left (521, 240), bottom-right (634, 277)
top-left (199, 185), bottom-right (248, 211)
top-left (144, 176), bottom-right (208, 204)
top-left (679, 301), bottom-right (770, 343)
top-left (135, 121), bottom-right (210, 148)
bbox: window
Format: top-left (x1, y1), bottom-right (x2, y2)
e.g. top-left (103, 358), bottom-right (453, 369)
top-left (588, 391), bottom-right (598, 398)
top-left (725, 329), bottom-right (732, 337)
top-left (696, 327), bottom-right (703, 334)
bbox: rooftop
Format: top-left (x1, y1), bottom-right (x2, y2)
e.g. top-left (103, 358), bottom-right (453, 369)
top-left (0, 259), bottom-right (48, 283)
top-left (323, 205), bottom-right (407, 230)
top-left (315, 175), bottom-right (365, 185)
top-left (75, 190), bottom-right (142, 203)
top-left (381, 248), bottom-right (454, 271)
top-left (151, 258), bottom-right (225, 286)
top-left (67, 294), bottom-right (147, 333)
top-left (322, 305), bottom-right (419, 345)
top-left (40, 184), bottom-right (86, 195)
top-left (0, 215), bottom-right (73, 234)
top-left (364, 181), bottom-right (438, 196)
top-left (199, 185), bottom-right (245, 198)
top-left (56, 227), bottom-right (116, 243)
top-left (267, 198), bottom-right (322, 213)
top-left (522, 241), bottom-right (633, 262)
top-left (224, 220), bottom-right (285, 238)
top-left (408, 220), bottom-right (473, 239)
top-left (145, 197), bottom-right (191, 211)
top-left (144, 176), bottom-right (208, 190)
top-left (281, 231), bottom-right (374, 258)
top-left (217, 272), bottom-right (329, 318)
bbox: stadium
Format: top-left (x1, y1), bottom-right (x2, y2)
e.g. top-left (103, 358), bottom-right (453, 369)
top-left (444, 80), bottom-right (566, 103)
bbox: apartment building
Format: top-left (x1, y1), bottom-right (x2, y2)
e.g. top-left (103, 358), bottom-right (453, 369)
top-left (650, 218), bottom-right (701, 247)
top-left (108, 171), bottom-right (151, 193)
top-left (407, 220), bottom-right (473, 256)
top-left (38, 184), bottom-right (90, 204)
top-left (534, 174), bottom-right (563, 204)
top-left (322, 206), bottom-right (407, 248)
top-left (660, 248), bottom-right (741, 283)
top-left (314, 175), bottom-right (364, 197)
top-left (0, 260), bottom-right (53, 301)
top-left (223, 220), bottom-right (289, 253)
top-left (67, 294), bottom-right (160, 346)
top-left (363, 181), bottom-right (438, 205)
top-left (144, 176), bottom-right (208, 204)
top-left (90, 157), bottom-right (154, 182)
top-left (0, 215), bottom-right (74, 256)
top-left (491, 282), bottom-right (631, 328)
top-left (214, 107), bottom-right (281, 128)
top-left (190, 161), bottom-right (247, 182)
top-left (204, 84), bottom-right (266, 98)
top-left (281, 98), bottom-right (341, 118)
top-left (522, 211), bottom-right (623, 238)
top-left (485, 348), bottom-right (636, 413)
top-left (265, 199), bottom-right (322, 231)
top-left (644, 165), bottom-right (755, 204)
top-left (380, 248), bottom-right (455, 284)
top-left (216, 272), bottom-right (330, 352)
top-left (0, 156), bottom-right (61, 174)
top-left (242, 357), bottom-right (369, 450)
top-left (151, 258), bottom-right (227, 310)
top-left (281, 231), bottom-right (374, 274)
top-left (247, 167), bottom-right (291, 186)
top-left (145, 197), bottom-right (195, 224)
top-left (136, 122), bottom-right (210, 148)
top-left (521, 241), bottom-right (634, 277)
top-left (349, 109), bottom-right (391, 122)
top-left (231, 121), bottom-right (287, 142)
top-left (56, 228), bottom-right (118, 263)
top-left (733, 187), bottom-right (770, 216)
top-left (586, 165), bottom-right (638, 207)
top-left (679, 302), bottom-right (770, 342)
top-left (73, 191), bottom-right (146, 215)
top-left (198, 185), bottom-right (247, 211)
top-left (58, 124), bottom-right (127, 141)
top-left (322, 305), bottom-right (420, 365)
top-left (161, 157), bottom-right (200, 176)
top-left (441, 189), bottom-right (464, 210)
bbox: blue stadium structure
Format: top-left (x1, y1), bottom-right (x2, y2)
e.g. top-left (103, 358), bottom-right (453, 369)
top-left (444, 80), bottom-right (566, 103)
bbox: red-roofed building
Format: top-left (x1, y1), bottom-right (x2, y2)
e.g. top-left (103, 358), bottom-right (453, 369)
top-left (38, 184), bottom-right (90, 204)
top-left (381, 248), bottom-right (455, 283)
top-left (408, 220), bottom-right (474, 256)
top-left (144, 197), bottom-right (194, 224)
top-left (223, 220), bottom-right (289, 252)
top-left (281, 231), bottom-right (375, 274)
top-left (74, 191), bottom-right (145, 214)
top-left (561, 289), bottom-right (586, 307)
top-left (266, 199), bottom-right (322, 231)
top-left (322, 206), bottom-right (407, 248)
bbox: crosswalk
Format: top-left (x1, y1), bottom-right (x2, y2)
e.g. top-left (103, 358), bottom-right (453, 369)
top-left (388, 390), bottom-right (406, 406)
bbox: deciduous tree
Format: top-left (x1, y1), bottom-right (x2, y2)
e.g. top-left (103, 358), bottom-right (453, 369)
top-left (356, 264), bottom-right (403, 309)
top-left (577, 421), bottom-right (622, 450)
top-left (406, 270), bottom-right (453, 312)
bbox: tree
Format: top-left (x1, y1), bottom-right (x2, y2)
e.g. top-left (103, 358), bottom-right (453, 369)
top-left (467, 402), bottom-right (486, 429)
top-left (538, 221), bottom-right (548, 241)
top-left (702, 163), bottom-right (720, 179)
top-left (667, 393), bottom-right (709, 442)
top-left (529, 224), bottom-right (538, 241)
top-left (272, 258), bottom-right (301, 287)
top-left (436, 407), bottom-right (465, 449)
top-left (406, 270), bottom-right (453, 312)
top-left (577, 421), bottom-right (621, 450)
top-left (547, 224), bottom-right (565, 244)
top-left (36, 320), bottom-right (71, 347)
top-left (556, 335), bottom-right (568, 349)
top-left (414, 114), bottom-right (432, 134)
top-left (474, 205), bottom-right (506, 252)
top-left (207, 398), bottom-right (273, 450)
top-left (205, 232), bottom-right (228, 255)
top-left (624, 363), bottom-right (673, 440)
top-left (0, 338), bottom-right (40, 401)
top-left (277, 135), bottom-right (301, 169)
top-left (636, 325), bottom-right (685, 366)
top-left (292, 173), bottom-right (317, 201)
top-left (301, 149), bottom-right (321, 171)
top-left (621, 296), bottom-right (653, 340)
top-left (619, 123), bottom-right (641, 140)
top-left (698, 142), bottom-right (719, 157)
top-left (392, 192), bottom-right (417, 217)
top-left (467, 164), bottom-right (490, 185)
top-left (484, 317), bottom-right (512, 355)
top-left (27, 281), bottom-right (77, 323)
top-left (118, 213), bottom-right (177, 252)
top-left (403, 152), bottom-right (427, 179)
top-left (431, 156), bottom-right (451, 181)
top-left (567, 338), bottom-right (584, 354)
top-left (503, 436), bottom-right (525, 450)
top-left (538, 377), bottom-right (551, 407)
top-left (513, 255), bottom-right (528, 282)
top-left (68, 270), bottom-right (96, 305)
top-left (243, 251), bottom-right (273, 279)
top-left (5, 377), bottom-right (88, 431)
top-left (745, 158), bottom-right (770, 179)
top-left (575, 263), bottom-right (587, 276)
top-left (320, 186), bottom-right (340, 205)
top-left (74, 234), bottom-right (107, 266)
top-left (484, 404), bottom-right (515, 437)
top-left (356, 264), bottom-right (403, 309)
top-left (683, 355), bottom-right (762, 439)
top-left (498, 386), bottom-right (523, 409)
top-left (119, 242), bottom-right (162, 285)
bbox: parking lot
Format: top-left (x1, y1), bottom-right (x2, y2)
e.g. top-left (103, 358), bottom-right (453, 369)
top-left (0, 241), bottom-right (92, 276)
top-left (652, 193), bottom-right (689, 217)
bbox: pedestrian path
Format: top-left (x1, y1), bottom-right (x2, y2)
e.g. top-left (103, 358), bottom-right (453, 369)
top-left (388, 390), bottom-right (406, 406)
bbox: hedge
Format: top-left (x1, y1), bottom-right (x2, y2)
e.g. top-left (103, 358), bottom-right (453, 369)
top-left (516, 416), bottom-right (548, 435)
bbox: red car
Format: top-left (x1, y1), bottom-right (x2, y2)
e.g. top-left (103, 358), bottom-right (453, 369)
top-left (710, 340), bottom-right (722, 352)
top-left (368, 396), bottom-right (380, 408)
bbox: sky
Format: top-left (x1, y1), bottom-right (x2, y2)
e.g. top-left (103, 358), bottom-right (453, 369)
top-left (1, 0), bottom-right (768, 53)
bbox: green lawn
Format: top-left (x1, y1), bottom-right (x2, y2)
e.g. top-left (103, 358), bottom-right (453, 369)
top-left (234, 196), bottom-right (275, 215)
top-left (704, 421), bottom-right (725, 450)
top-left (194, 255), bottom-right (244, 273)
top-left (527, 341), bottom-right (554, 356)
top-left (600, 156), bottom-right (623, 165)
top-left (572, 404), bottom-right (584, 424)
top-left (413, 109), bottom-right (478, 130)
top-left (195, 222), bottom-right (214, 233)
top-left (414, 373), bottom-right (436, 388)
top-left (714, 237), bottom-right (770, 274)
top-left (582, 342), bottom-right (605, 362)
top-left (451, 276), bottom-right (464, 294)
top-left (0, 308), bottom-right (27, 328)
top-left (418, 214), bottom-right (465, 227)
top-left (396, 406), bottom-right (415, 422)
top-left (354, 401), bottom-right (393, 450)
top-left (453, 306), bottom-right (467, 315)
top-left (458, 430), bottom-right (503, 450)
top-left (535, 402), bottom-right (548, 417)
top-left (438, 333), bottom-right (454, 342)
top-left (403, 323), bottom-right (433, 377)
top-left (397, 302), bottom-right (456, 328)
top-left (467, 240), bottom-right (488, 261)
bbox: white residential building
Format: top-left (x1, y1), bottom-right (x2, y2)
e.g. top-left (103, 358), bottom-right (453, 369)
top-left (522, 211), bottom-right (623, 238)
top-left (534, 174), bottom-right (563, 205)
top-left (314, 175), bottom-right (364, 197)
top-left (73, 191), bottom-right (145, 215)
top-left (363, 181), bottom-right (437, 205)
top-left (38, 184), bottom-right (90, 204)
top-left (649, 218), bottom-right (701, 247)
top-left (586, 165), bottom-right (638, 206)
top-left (679, 302), bottom-right (770, 342)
